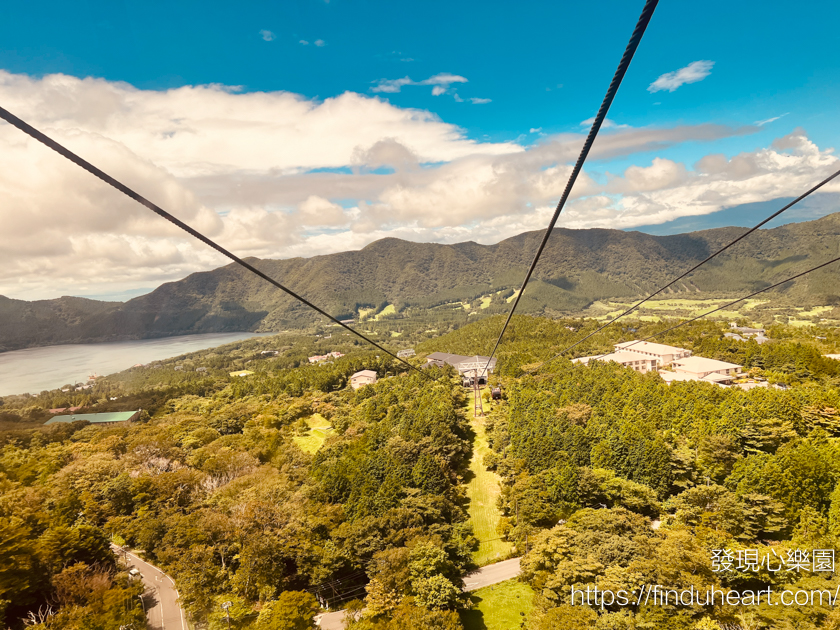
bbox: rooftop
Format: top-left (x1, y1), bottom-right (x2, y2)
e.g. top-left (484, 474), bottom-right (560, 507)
top-left (426, 352), bottom-right (497, 371)
top-left (615, 340), bottom-right (689, 355)
top-left (575, 350), bottom-right (658, 365)
top-left (701, 372), bottom-right (735, 382)
top-left (351, 370), bottom-right (377, 378)
top-left (45, 411), bottom-right (139, 425)
top-left (672, 356), bottom-right (742, 372)
top-left (658, 370), bottom-right (734, 385)
top-left (658, 371), bottom-right (697, 383)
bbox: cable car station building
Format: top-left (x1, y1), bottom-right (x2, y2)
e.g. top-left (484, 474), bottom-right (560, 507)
top-left (425, 352), bottom-right (497, 386)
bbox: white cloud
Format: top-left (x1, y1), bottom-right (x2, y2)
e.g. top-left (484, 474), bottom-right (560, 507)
top-left (755, 113), bottom-right (789, 126)
top-left (1, 70), bottom-right (837, 301)
top-left (470, 97), bottom-right (492, 105)
top-left (370, 76), bottom-right (413, 93)
top-left (648, 60), bottom-right (714, 93)
top-left (371, 72), bottom-right (468, 96)
top-left (299, 39), bottom-right (309, 45)
top-left (260, 30), bottom-right (275, 42)
top-left (580, 117), bottom-right (628, 130)
top-left (314, 39), bottom-right (326, 47)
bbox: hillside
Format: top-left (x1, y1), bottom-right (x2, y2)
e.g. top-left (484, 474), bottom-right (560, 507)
top-left (2, 212), bottom-right (839, 351)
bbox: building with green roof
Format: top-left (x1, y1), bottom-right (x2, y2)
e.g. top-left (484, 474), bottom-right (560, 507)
top-left (45, 411), bottom-right (140, 425)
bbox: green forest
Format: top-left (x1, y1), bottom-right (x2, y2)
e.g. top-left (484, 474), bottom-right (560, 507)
top-left (0, 314), bottom-right (839, 629)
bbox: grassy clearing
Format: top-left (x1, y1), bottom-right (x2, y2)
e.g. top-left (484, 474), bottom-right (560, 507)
top-left (460, 579), bottom-right (535, 630)
top-left (465, 391), bottom-right (512, 566)
top-left (292, 413), bottom-right (332, 454)
top-left (595, 297), bottom-right (779, 322)
top-left (801, 305), bottom-right (834, 317)
top-left (374, 304), bottom-right (396, 320)
top-left (505, 290), bottom-right (520, 304)
top-left (479, 296), bottom-right (493, 309)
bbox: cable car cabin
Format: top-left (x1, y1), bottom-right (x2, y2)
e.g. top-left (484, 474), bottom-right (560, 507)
top-left (491, 387), bottom-right (502, 400)
top-left (462, 372), bottom-right (488, 387)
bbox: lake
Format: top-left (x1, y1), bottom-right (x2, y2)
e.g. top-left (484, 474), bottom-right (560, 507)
top-left (0, 332), bottom-right (272, 396)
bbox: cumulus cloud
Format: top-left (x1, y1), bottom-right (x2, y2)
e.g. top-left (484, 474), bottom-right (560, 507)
top-left (581, 128), bottom-right (840, 229)
top-left (648, 60), bottom-right (714, 93)
top-left (0, 71), bottom-right (518, 179)
top-left (1, 70), bottom-right (838, 301)
top-left (371, 72), bottom-right (468, 96)
top-left (260, 30), bottom-right (275, 42)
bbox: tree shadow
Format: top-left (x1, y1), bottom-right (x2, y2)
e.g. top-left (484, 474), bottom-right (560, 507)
top-left (139, 589), bottom-right (162, 630)
top-left (459, 594), bottom-right (488, 630)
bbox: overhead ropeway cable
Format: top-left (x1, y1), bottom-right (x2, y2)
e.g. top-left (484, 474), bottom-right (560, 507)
top-left (529, 252), bottom-right (840, 374)
top-left (0, 105), bottom-right (429, 378)
top-left (620, 253), bottom-right (840, 350)
top-left (479, 0), bottom-right (659, 378)
top-left (539, 167), bottom-right (840, 365)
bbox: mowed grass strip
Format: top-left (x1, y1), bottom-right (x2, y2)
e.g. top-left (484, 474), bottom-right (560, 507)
top-left (460, 579), bottom-right (534, 630)
top-left (293, 413), bottom-right (332, 454)
top-left (466, 391), bottom-right (512, 566)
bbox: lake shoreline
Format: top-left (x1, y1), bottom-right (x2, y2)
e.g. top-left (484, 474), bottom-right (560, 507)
top-left (0, 331), bottom-right (275, 397)
top-left (0, 329), bottom-right (277, 355)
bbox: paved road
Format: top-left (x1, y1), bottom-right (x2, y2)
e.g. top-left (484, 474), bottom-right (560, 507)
top-left (316, 610), bottom-right (350, 630)
top-left (315, 557), bottom-right (522, 628)
top-left (112, 545), bottom-right (187, 630)
top-left (462, 557), bottom-right (522, 592)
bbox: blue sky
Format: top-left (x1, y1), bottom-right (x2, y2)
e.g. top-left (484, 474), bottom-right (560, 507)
top-left (0, 0), bottom-right (839, 299)
top-left (3, 0), bottom-right (838, 148)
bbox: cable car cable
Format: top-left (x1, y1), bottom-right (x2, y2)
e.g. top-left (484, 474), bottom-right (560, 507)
top-left (529, 252), bottom-right (840, 373)
top-left (479, 0), bottom-right (659, 378)
top-left (537, 166), bottom-right (840, 366)
top-left (0, 104), bottom-right (430, 379)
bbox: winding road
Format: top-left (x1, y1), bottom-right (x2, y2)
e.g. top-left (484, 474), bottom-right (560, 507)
top-left (315, 557), bottom-right (522, 629)
top-left (112, 544), bottom-right (187, 630)
top-left (110, 547), bottom-right (521, 629)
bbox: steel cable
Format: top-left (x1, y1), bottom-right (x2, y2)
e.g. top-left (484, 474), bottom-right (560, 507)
top-left (534, 167), bottom-right (840, 369)
top-left (0, 105), bottom-right (430, 379)
top-left (480, 0), bottom-right (659, 378)
top-left (530, 253), bottom-right (840, 374)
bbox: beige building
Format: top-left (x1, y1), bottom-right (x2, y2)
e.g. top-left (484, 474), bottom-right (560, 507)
top-left (613, 340), bottom-right (692, 367)
top-left (350, 370), bottom-right (377, 389)
top-left (662, 356), bottom-right (743, 386)
top-left (572, 350), bottom-right (658, 373)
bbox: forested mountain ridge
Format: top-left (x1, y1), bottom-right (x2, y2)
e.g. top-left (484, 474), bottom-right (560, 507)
top-left (2, 212), bottom-right (839, 351)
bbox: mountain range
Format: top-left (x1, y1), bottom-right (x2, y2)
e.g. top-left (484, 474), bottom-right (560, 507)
top-left (2, 212), bottom-right (839, 352)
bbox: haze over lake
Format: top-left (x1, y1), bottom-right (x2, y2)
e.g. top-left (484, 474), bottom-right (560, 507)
top-left (0, 332), bottom-right (270, 397)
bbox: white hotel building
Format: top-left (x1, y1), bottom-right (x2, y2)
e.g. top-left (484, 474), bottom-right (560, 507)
top-left (573, 340), bottom-right (744, 387)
